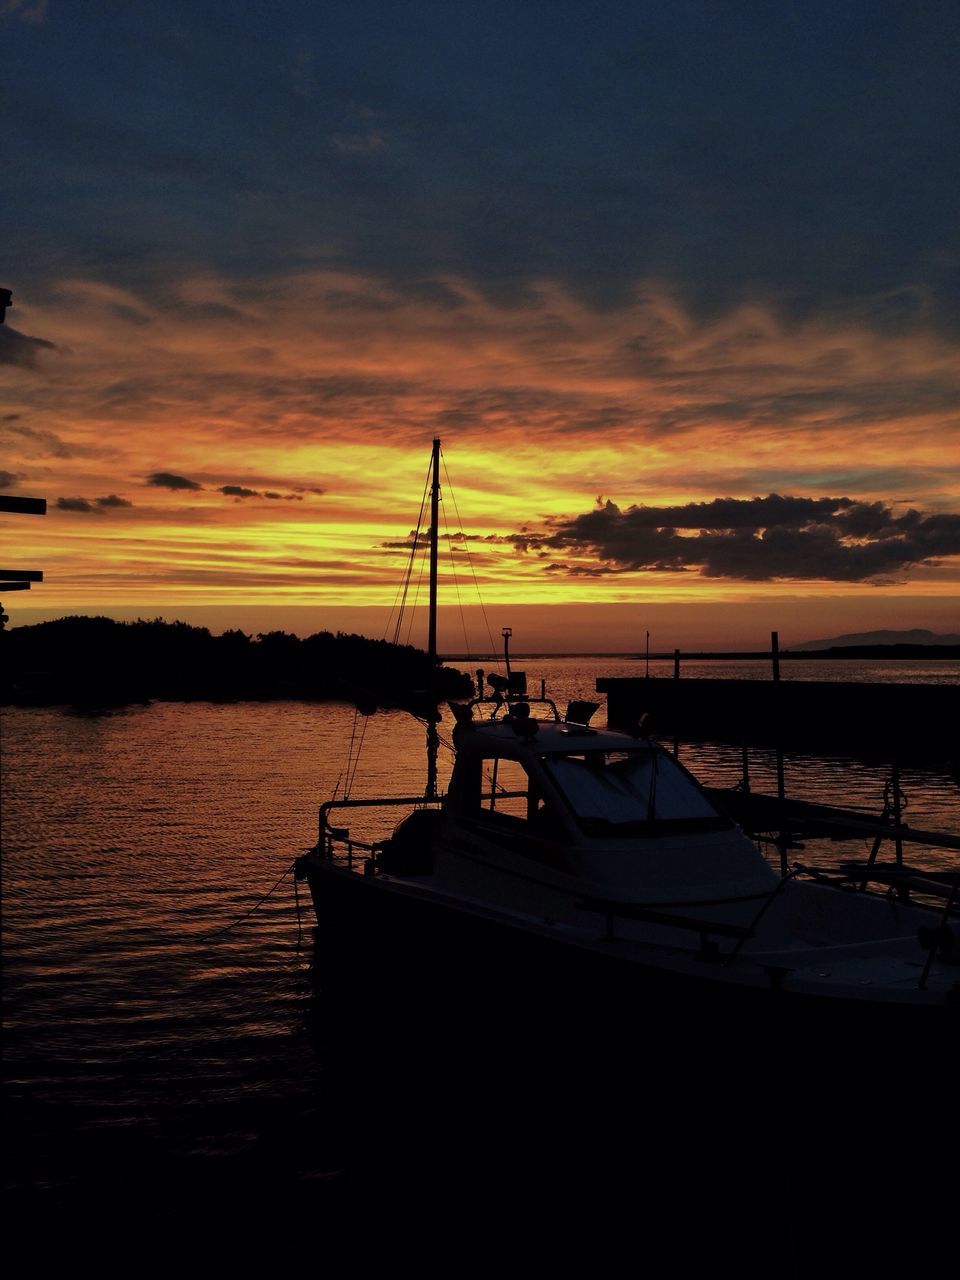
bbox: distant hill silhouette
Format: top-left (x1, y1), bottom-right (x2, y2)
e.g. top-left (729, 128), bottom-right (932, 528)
top-left (792, 628), bottom-right (960, 651)
top-left (0, 616), bottom-right (474, 713)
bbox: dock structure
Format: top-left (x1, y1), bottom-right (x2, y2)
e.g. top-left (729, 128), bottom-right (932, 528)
top-left (0, 288), bottom-right (46, 610)
top-left (596, 675), bottom-right (958, 758)
top-left (599, 651), bottom-right (960, 880)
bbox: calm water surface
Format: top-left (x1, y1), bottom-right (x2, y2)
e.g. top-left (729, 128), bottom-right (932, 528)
top-left (3, 657), bottom-right (958, 1247)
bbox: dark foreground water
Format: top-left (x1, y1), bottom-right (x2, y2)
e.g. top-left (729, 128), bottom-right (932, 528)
top-left (3, 659), bottom-right (958, 1268)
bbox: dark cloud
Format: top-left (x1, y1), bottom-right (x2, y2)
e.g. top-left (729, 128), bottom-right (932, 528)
top-left (379, 529), bottom-right (497, 549)
top-left (0, 325), bottom-right (56, 368)
top-left (0, 470), bottom-right (21, 488)
top-left (6, 5), bottom-right (959, 332)
top-left (56, 496), bottom-right (99, 513)
top-left (92, 373), bottom-right (413, 434)
top-left (0, 421), bottom-right (73, 458)
top-left (55, 493), bottom-right (133, 512)
top-left (217, 482), bottom-right (302, 500)
top-left (4, 2), bottom-right (48, 26)
top-left (147, 472), bottom-right (202, 490)
top-left (516, 496), bottom-right (960, 582)
top-left (647, 381), bottom-right (960, 433)
top-left (433, 385), bottom-right (637, 438)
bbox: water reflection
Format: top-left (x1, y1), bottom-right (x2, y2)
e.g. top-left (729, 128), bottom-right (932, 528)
top-left (3, 687), bottom-right (958, 1249)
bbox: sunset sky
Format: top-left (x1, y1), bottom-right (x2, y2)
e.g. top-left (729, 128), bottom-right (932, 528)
top-left (3, 1), bottom-right (959, 651)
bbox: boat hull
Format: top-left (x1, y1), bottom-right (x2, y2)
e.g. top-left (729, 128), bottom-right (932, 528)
top-left (300, 854), bottom-right (954, 1272)
top-left (300, 855), bottom-right (956, 1039)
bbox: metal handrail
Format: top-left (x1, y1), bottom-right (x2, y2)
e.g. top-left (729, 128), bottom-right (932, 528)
top-left (468, 694), bottom-right (562, 721)
top-left (318, 793), bottom-right (443, 842)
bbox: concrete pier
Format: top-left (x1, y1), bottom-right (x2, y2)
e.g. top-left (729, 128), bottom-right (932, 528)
top-left (596, 676), bottom-right (958, 759)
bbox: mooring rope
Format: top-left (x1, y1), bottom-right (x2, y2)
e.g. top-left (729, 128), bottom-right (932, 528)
top-left (201, 860), bottom-right (298, 941)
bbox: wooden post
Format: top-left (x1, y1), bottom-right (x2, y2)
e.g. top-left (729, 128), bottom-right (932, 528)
top-left (891, 758), bottom-right (903, 868)
top-left (0, 496), bottom-right (47, 515)
top-left (426, 720), bottom-right (439, 800)
top-left (772, 631), bottom-right (785, 804)
top-left (772, 631), bottom-right (787, 872)
top-left (673, 648), bottom-right (680, 759)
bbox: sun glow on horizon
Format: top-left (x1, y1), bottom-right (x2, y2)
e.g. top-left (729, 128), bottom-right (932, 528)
top-left (3, 271), bottom-right (959, 643)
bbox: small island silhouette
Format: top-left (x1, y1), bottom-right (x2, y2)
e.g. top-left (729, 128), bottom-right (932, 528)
top-left (1, 616), bottom-right (474, 714)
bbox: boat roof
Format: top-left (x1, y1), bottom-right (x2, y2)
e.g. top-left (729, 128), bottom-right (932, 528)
top-left (462, 718), bottom-right (654, 754)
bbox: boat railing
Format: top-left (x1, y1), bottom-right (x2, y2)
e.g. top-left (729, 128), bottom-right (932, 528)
top-left (468, 694), bottom-right (562, 721)
top-left (317, 794), bottom-right (444, 869)
top-left (577, 894), bottom-right (758, 955)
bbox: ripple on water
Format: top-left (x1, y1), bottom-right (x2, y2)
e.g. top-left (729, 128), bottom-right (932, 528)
top-left (3, 692), bottom-right (958, 1226)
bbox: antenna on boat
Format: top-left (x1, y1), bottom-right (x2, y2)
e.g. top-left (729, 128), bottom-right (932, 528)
top-left (425, 437), bottom-right (441, 799)
top-left (501, 627), bottom-right (512, 679)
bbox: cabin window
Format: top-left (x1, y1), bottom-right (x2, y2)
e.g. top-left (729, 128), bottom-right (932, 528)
top-left (464, 755), bottom-right (546, 823)
top-left (457, 753), bottom-right (569, 865)
top-left (540, 749), bottom-right (722, 834)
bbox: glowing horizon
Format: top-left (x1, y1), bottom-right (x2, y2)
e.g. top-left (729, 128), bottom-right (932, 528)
top-left (4, 273), bottom-right (958, 644)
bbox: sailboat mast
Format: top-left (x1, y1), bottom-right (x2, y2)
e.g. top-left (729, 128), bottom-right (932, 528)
top-left (427, 436), bottom-right (441, 664)
top-left (425, 437), bottom-right (441, 799)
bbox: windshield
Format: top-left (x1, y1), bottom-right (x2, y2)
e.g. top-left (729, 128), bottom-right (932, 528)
top-left (540, 749), bottom-right (722, 833)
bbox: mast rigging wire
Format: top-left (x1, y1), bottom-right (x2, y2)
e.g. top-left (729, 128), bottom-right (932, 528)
top-left (386, 454), bottom-right (433, 647)
top-left (441, 450), bottom-right (501, 668)
top-left (345, 710), bottom-right (370, 798)
top-left (440, 475), bottom-right (471, 659)
top-left (404, 535), bottom-right (429, 648)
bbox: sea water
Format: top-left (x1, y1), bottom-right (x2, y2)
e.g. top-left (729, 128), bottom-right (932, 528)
top-left (3, 657), bottom-right (958, 1257)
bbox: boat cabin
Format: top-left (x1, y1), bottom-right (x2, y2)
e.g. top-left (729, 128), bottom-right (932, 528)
top-left (415, 712), bottom-right (780, 908)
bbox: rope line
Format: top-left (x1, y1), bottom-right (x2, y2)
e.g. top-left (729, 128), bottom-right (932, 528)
top-left (345, 710), bottom-right (369, 798)
top-left (388, 460), bottom-right (430, 644)
top-left (201, 862), bottom-right (296, 941)
top-left (440, 476), bottom-right (471, 659)
top-left (404, 533), bottom-right (429, 647)
top-left (389, 455), bottom-right (432, 646)
top-left (441, 450), bottom-right (501, 667)
top-left (335, 707), bottom-right (359, 801)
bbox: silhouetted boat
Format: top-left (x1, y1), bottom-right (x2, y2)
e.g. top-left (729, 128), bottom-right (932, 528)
top-left (296, 440), bottom-right (959, 1023)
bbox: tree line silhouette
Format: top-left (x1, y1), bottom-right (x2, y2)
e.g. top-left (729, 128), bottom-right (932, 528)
top-left (1, 616), bottom-right (474, 712)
